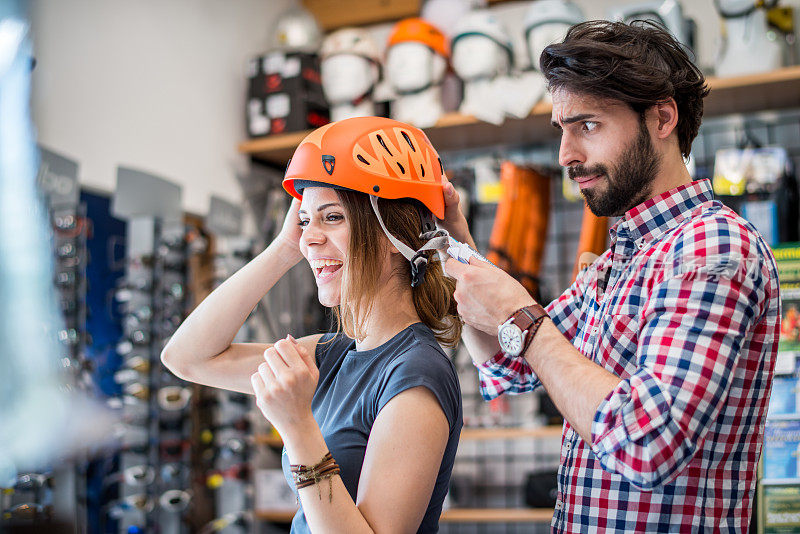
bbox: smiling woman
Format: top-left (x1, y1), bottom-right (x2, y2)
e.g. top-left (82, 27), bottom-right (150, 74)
top-left (162, 116), bottom-right (463, 534)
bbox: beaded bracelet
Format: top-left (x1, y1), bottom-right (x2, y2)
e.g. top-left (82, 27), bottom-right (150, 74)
top-left (290, 452), bottom-right (341, 502)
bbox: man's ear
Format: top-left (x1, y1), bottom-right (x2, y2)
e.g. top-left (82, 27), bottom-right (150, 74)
top-left (652, 98), bottom-right (679, 140)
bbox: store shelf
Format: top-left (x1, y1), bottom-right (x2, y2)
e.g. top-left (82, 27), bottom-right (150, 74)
top-left (256, 508), bottom-right (296, 522)
top-left (255, 507), bottom-right (553, 523)
top-left (440, 508), bottom-right (553, 523)
top-left (238, 66), bottom-right (800, 165)
top-left (239, 66), bottom-right (800, 165)
top-left (255, 425), bottom-right (563, 447)
top-left (460, 425), bottom-right (562, 440)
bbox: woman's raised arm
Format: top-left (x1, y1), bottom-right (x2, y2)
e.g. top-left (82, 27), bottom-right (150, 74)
top-left (161, 200), bottom-right (321, 394)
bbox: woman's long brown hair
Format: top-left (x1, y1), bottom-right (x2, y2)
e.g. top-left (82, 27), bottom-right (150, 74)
top-left (332, 189), bottom-right (461, 347)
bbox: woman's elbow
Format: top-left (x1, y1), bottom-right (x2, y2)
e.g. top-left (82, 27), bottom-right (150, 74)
top-left (160, 343), bottom-right (193, 381)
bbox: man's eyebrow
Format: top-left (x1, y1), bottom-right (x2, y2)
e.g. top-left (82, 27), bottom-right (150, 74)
top-left (551, 113), bottom-right (596, 129)
top-left (298, 202), bottom-right (341, 214)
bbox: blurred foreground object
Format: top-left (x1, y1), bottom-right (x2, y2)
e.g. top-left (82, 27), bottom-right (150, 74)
top-left (0, 11), bottom-right (114, 495)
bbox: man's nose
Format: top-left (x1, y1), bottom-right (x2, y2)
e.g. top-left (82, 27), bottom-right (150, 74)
top-left (558, 132), bottom-right (585, 168)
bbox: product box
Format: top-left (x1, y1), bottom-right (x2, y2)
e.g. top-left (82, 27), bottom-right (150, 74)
top-left (763, 484), bottom-right (800, 533)
top-left (246, 51), bottom-right (329, 137)
top-left (763, 420), bottom-right (800, 481)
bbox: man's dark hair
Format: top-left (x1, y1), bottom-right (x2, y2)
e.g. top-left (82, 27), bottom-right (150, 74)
top-left (540, 20), bottom-right (709, 159)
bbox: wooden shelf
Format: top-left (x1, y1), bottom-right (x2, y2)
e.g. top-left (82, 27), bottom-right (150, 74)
top-left (255, 507), bottom-right (553, 523)
top-left (441, 508), bottom-right (553, 523)
top-left (238, 66), bottom-right (800, 165)
top-left (461, 425), bottom-right (562, 440)
top-left (255, 508), bottom-right (296, 522)
top-left (255, 425), bottom-right (562, 447)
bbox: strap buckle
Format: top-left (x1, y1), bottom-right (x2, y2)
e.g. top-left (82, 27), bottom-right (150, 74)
top-left (410, 250), bottom-right (428, 288)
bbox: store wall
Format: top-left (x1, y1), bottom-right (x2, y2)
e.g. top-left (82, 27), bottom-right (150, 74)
top-left (29, 0), bottom-right (292, 215)
top-left (28, 0), bottom-right (800, 216)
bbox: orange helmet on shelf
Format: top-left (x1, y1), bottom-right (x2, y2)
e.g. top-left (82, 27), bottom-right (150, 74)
top-left (283, 116), bottom-right (446, 219)
top-left (387, 17), bottom-right (450, 59)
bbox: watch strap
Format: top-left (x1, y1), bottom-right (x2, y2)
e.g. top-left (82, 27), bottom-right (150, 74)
top-left (508, 303), bottom-right (548, 355)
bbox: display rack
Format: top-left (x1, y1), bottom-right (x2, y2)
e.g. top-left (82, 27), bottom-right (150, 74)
top-left (238, 66), bottom-right (800, 165)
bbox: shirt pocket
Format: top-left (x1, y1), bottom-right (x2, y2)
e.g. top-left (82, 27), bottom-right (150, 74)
top-left (597, 303), bottom-right (640, 376)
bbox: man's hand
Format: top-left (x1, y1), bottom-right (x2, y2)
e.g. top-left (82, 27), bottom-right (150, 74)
top-left (439, 175), bottom-right (477, 250)
top-left (445, 256), bottom-right (536, 334)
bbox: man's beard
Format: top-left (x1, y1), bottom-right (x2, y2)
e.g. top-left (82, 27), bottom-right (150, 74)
top-left (568, 119), bottom-right (661, 217)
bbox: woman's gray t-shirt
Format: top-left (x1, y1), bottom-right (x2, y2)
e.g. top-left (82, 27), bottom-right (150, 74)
top-left (281, 322), bottom-right (463, 533)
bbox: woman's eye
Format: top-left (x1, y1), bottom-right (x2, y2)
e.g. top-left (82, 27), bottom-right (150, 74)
top-left (298, 219), bottom-right (309, 227)
top-left (326, 214), bottom-right (343, 222)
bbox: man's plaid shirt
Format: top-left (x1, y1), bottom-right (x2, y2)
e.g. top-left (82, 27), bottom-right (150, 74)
top-left (475, 179), bottom-right (781, 532)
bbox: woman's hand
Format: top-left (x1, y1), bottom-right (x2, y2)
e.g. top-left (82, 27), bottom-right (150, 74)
top-left (275, 198), bottom-right (304, 263)
top-left (251, 335), bottom-right (319, 443)
top-left (439, 175), bottom-right (477, 250)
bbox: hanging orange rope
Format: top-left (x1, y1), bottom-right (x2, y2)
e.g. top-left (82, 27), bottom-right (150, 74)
top-left (572, 204), bottom-right (608, 282)
top-left (487, 161), bottom-right (551, 300)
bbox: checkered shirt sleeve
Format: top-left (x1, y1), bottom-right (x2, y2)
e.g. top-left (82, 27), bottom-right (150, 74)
top-left (473, 260), bottom-right (594, 400)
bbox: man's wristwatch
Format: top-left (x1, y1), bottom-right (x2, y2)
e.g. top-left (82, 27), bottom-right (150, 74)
top-left (497, 303), bottom-right (548, 357)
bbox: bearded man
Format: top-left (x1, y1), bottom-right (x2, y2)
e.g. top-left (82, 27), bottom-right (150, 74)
top-left (441, 21), bottom-right (781, 533)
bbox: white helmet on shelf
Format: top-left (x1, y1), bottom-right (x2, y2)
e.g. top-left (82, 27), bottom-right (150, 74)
top-left (320, 27), bottom-right (381, 63)
top-left (271, 7), bottom-right (323, 53)
top-left (714, 0), bottom-right (778, 19)
top-left (607, 0), bottom-right (696, 50)
top-left (523, 0), bottom-right (585, 69)
top-left (451, 9), bottom-right (514, 66)
top-left (422, 0), bottom-right (488, 39)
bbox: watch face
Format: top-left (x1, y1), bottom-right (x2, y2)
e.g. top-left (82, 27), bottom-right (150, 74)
top-left (499, 324), bottom-right (523, 356)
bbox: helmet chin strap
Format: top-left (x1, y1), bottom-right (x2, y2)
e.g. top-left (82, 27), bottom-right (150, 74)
top-left (368, 195), bottom-right (449, 287)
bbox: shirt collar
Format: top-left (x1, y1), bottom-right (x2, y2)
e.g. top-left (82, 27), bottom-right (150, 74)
top-left (609, 179), bottom-right (715, 245)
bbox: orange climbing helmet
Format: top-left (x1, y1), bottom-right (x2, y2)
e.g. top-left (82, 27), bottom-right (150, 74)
top-left (387, 17), bottom-right (450, 58)
top-left (283, 116), bottom-right (446, 219)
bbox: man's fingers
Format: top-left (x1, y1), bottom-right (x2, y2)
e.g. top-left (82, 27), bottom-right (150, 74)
top-left (444, 257), bottom-right (469, 280)
top-left (444, 181), bottom-right (459, 208)
top-left (468, 255), bottom-right (494, 268)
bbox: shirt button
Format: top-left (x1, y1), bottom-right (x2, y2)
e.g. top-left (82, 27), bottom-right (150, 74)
top-left (555, 500), bottom-right (563, 511)
top-left (591, 327), bottom-right (598, 334)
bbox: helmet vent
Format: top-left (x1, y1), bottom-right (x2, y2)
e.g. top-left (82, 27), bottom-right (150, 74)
top-left (377, 134), bottom-right (393, 156)
top-left (401, 131), bottom-right (416, 152)
top-left (397, 162), bottom-right (405, 174)
top-left (357, 154), bottom-right (370, 165)
top-left (438, 157), bottom-right (444, 174)
top-left (420, 164), bottom-right (425, 177)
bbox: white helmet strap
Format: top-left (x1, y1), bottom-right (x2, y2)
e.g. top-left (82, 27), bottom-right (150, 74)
top-left (368, 195), bottom-right (449, 287)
